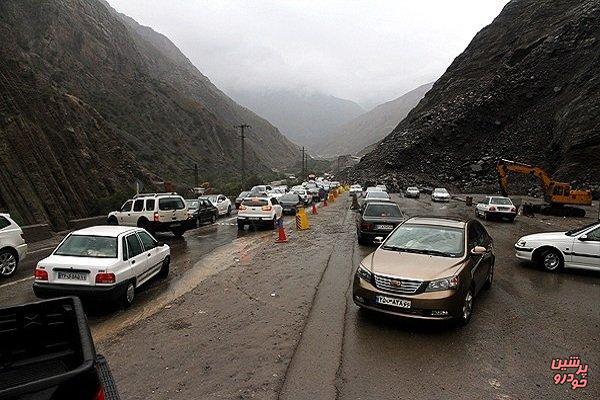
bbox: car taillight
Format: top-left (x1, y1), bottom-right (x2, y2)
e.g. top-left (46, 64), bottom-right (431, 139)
top-left (93, 386), bottom-right (106, 400)
top-left (239, 205), bottom-right (247, 211)
top-left (361, 221), bottom-right (374, 231)
top-left (34, 268), bottom-right (48, 281)
top-left (489, 206), bottom-right (497, 212)
top-left (262, 205), bottom-right (272, 211)
top-left (95, 273), bottom-right (116, 284)
top-left (153, 212), bottom-right (159, 222)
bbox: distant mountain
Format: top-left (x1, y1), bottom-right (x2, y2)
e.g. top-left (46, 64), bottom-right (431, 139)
top-left (230, 89), bottom-right (365, 151)
top-left (351, 0), bottom-right (600, 192)
top-left (317, 83), bottom-right (433, 156)
top-left (0, 0), bottom-right (299, 228)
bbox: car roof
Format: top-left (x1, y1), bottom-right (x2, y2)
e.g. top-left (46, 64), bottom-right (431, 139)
top-left (364, 201), bottom-right (399, 207)
top-left (404, 216), bottom-right (466, 229)
top-left (71, 225), bottom-right (139, 237)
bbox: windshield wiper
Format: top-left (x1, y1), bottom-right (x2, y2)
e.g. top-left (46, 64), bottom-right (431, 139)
top-left (418, 249), bottom-right (456, 257)
top-left (381, 246), bottom-right (455, 257)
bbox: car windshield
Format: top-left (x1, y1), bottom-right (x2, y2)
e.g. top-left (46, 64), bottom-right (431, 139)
top-left (408, 187), bottom-right (418, 191)
top-left (242, 198), bottom-right (268, 207)
top-left (237, 191), bottom-right (250, 199)
top-left (185, 200), bottom-right (199, 210)
top-left (55, 235), bottom-right (118, 258)
top-left (366, 192), bottom-right (388, 199)
top-left (433, 189), bottom-right (448, 194)
top-left (382, 224), bottom-right (464, 257)
top-left (280, 194), bottom-right (299, 202)
top-left (159, 197), bottom-right (185, 210)
top-left (364, 204), bottom-right (402, 218)
top-left (566, 222), bottom-right (600, 237)
top-left (490, 198), bottom-right (512, 205)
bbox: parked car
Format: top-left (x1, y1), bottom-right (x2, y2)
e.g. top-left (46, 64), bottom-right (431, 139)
top-left (0, 213), bottom-right (27, 278)
top-left (431, 188), bottom-right (451, 202)
top-left (279, 193), bottom-right (304, 215)
top-left (107, 193), bottom-right (195, 237)
top-left (356, 202), bottom-right (405, 245)
top-left (350, 184), bottom-right (363, 196)
top-left (515, 222), bottom-right (600, 272)
top-left (33, 226), bottom-right (171, 307)
top-left (363, 190), bottom-right (391, 202)
top-left (237, 197), bottom-right (283, 230)
top-left (476, 196), bottom-right (517, 221)
top-left (186, 198), bottom-right (219, 225)
top-left (292, 187), bottom-right (312, 204)
top-left (404, 187), bottom-right (420, 198)
top-left (235, 191), bottom-right (251, 209)
top-left (202, 194), bottom-right (232, 216)
top-left (0, 297), bottom-right (120, 399)
top-left (353, 216), bottom-right (494, 325)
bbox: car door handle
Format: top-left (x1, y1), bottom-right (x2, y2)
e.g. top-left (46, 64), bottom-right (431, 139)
top-left (147, 253), bottom-right (152, 257)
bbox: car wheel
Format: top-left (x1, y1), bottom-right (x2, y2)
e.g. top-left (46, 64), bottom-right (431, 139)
top-left (484, 260), bottom-right (494, 290)
top-left (211, 214), bottom-right (217, 224)
top-left (0, 249), bottom-right (18, 278)
top-left (457, 287), bottom-right (475, 326)
top-left (172, 228), bottom-right (185, 238)
top-left (158, 256), bottom-right (170, 279)
top-left (538, 248), bottom-right (563, 272)
top-left (483, 212), bottom-right (489, 220)
top-left (122, 281), bottom-right (136, 308)
top-left (226, 205), bottom-right (232, 216)
top-left (107, 216), bottom-right (118, 225)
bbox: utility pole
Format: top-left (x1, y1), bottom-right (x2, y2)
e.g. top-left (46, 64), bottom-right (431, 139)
top-left (236, 124), bottom-right (250, 188)
top-left (194, 163), bottom-right (198, 188)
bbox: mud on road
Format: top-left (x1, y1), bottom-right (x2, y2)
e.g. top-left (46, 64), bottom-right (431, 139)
top-left (80, 195), bottom-right (600, 399)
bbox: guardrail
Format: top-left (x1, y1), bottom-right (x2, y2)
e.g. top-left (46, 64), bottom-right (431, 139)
top-left (21, 216), bottom-right (107, 244)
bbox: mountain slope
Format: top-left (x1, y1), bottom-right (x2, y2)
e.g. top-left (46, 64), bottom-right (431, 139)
top-left (318, 82), bottom-right (433, 156)
top-left (230, 89), bottom-right (365, 152)
top-left (352, 0), bottom-right (599, 192)
top-left (0, 0), bottom-right (295, 228)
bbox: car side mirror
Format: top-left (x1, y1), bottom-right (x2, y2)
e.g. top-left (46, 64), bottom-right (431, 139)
top-left (471, 246), bottom-right (487, 255)
top-left (578, 234), bottom-right (588, 241)
top-left (373, 237), bottom-right (384, 245)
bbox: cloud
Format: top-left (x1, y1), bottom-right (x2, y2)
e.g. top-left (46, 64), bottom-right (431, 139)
top-left (108, 0), bottom-right (509, 106)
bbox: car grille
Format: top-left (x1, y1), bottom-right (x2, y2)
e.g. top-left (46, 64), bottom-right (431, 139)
top-left (373, 274), bottom-right (423, 294)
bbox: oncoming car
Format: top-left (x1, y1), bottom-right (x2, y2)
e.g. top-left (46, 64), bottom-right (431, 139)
top-left (33, 226), bottom-right (170, 307)
top-left (353, 217), bottom-right (494, 325)
top-left (515, 222), bottom-right (599, 272)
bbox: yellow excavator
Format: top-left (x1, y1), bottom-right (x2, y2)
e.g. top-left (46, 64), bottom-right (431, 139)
top-left (496, 159), bottom-right (592, 217)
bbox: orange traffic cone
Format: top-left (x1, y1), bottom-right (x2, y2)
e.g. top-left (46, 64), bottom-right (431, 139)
top-left (275, 224), bottom-right (288, 243)
top-left (311, 203), bottom-right (318, 215)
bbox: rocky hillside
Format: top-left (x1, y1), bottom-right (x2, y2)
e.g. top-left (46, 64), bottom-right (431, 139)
top-left (0, 0), bottom-right (299, 228)
top-left (352, 0), bottom-right (599, 193)
top-left (230, 89), bottom-right (365, 153)
top-left (318, 82), bottom-right (433, 156)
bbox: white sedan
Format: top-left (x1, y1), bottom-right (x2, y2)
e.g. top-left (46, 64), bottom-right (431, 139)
top-left (515, 222), bottom-right (600, 272)
top-left (202, 194), bottom-right (232, 216)
top-left (431, 188), bottom-right (451, 202)
top-left (350, 184), bottom-right (363, 195)
top-left (476, 196), bottom-right (517, 221)
top-left (0, 213), bottom-right (27, 278)
top-left (33, 226), bottom-right (170, 307)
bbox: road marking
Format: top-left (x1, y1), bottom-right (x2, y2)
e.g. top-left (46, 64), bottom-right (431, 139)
top-left (0, 275), bottom-right (34, 289)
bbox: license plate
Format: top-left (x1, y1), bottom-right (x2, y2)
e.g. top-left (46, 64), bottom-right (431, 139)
top-left (375, 296), bottom-right (411, 308)
top-left (57, 271), bottom-right (87, 281)
top-left (375, 224), bottom-right (394, 230)
top-left (248, 217), bottom-right (259, 220)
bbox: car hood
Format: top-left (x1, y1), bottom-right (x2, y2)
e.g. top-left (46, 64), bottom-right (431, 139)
top-left (38, 255), bottom-right (118, 269)
top-left (519, 231), bottom-right (569, 243)
top-left (362, 250), bottom-right (464, 281)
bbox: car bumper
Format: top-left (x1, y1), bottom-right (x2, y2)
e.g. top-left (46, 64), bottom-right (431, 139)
top-left (33, 281), bottom-right (128, 302)
top-left (237, 216), bottom-right (274, 225)
top-left (282, 207), bottom-right (299, 215)
top-left (486, 211), bottom-right (516, 218)
top-left (357, 229), bottom-right (394, 242)
top-left (432, 197), bottom-right (450, 202)
top-left (514, 245), bottom-right (534, 261)
top-left (352, 275), bottom-right (464, 320)
top-left (150, 219), bottom-right (196, 232)
top-left (16, 243), bottom-right (28, 261)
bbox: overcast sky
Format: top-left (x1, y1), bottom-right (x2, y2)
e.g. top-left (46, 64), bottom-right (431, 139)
top-left (108, 0), bottom-right (509, 107)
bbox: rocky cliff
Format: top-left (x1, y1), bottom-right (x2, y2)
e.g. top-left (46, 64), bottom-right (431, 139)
top-left (352, 0), bottom-right (599, 193)
top-left (0, 0), bottom-right (299, 228)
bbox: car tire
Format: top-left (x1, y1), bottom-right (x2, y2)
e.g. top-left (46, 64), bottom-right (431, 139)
top-left (538, 248), bottom-right (564, 272)
top-left (122, 281), bottom-right (136, 308)
top-left (0, 249), bottom-right (18, 278)
top-left (457, 286), bottom-right (475, 326)
top-left (107, 216), bottom-right (118, 225)
top-left (484, 260), bottom-right (494, 290)
top-left (158, 256), bottom-right (170, 279)
top-left (172, 228), bottom-right (185, 238)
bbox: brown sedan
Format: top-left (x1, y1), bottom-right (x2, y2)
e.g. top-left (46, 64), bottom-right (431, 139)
top-left (353, 216), bottom-right (494, 325)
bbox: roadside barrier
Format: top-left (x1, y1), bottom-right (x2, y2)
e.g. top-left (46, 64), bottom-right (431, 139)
top-left (333, 189), bottom-right (338, 199)
top-left (275, 219), bottom-right (288, 243)
top-left (311, 203), bottom-right (318, 215)
top-left (295, 207), bottom-right (310, 230)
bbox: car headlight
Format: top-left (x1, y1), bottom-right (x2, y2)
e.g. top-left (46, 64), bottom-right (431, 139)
top-left (356, 264), bottom-right (372, 282)
top-left (516, 239), bottom-right (527, 247)
top-left (426, 275), bottom-right (460, 292)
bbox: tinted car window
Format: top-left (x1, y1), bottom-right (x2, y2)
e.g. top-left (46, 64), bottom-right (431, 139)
top-left (271, 198), bottom-right (279, 205)
top-left (490, 198), bottom-right (512, 205)
top-left (280, 194), bottom-right (300, 202)
top-left (159, 197), bottom-right (185, 210)
top-left (126, 234), bottom-right (143, 257)
top-left (364, 204), bottom-right (402, 218)
top-left (138, 231), bottom-right (156, 251)
top-left (586, 227), bottom-right (600, 241)
top-left (55, 235), bottom-right (117, 258)
top-left (242, 198), bottom-right (268, 207)
top-left (468, 223), bottom-right (485, 248)
top-left (0, 216), bottom-right (10, 230)
top-left (122, 237), bottom-right (129, 260)
top-left (145, 199), bottom-right (155, 210)
top-left (186, 200), bottom-right (199, 210)
top-left (121, 200), bottom-right (133, 212)
top-left (133, 199), bottom-right (144, 212)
